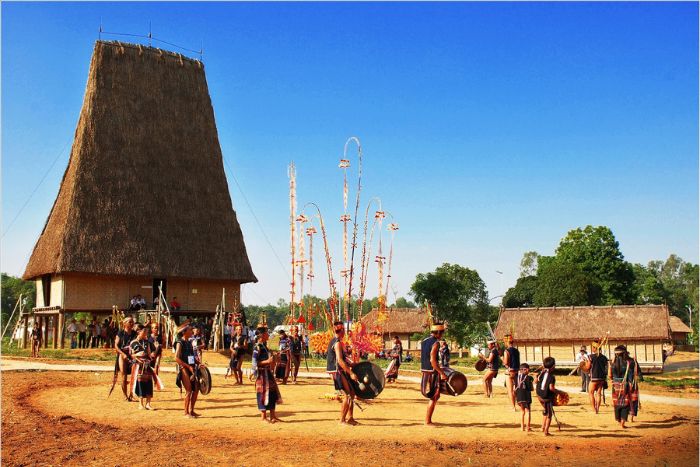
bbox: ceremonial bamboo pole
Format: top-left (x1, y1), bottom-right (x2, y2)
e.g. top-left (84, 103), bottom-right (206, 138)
top-left (343, 137), bottom-right (362, 323)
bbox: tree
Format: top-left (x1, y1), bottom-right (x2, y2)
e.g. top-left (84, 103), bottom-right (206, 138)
top-left (630, 263), bottom-right (666, 305)
top-left (503, 275), bottom-right (538, 308)
top-left (393, 297), bottom-right (417, 308)
top-left (533, 258), bottom-right (599, 307)
top-left (410, 263), bottom-right (493, 347)
top-left (519, 251), bottom-right (540, 278)
top-left (1, 274), bottom-right (35, 336)
top-left (555, 225), bottom-right (634, 304)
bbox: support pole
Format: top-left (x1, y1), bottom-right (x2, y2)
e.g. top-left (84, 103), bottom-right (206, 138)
top-left (42, 316), bottom-right (49, 349)
top-left (57, 311), bottom-right (65, 349)
top-left (21, 315), bottom-right (28, 349)
top-left (52, 315), bottom-right (59, 349)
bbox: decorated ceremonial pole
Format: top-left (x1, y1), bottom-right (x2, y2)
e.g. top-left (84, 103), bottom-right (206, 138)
top-left (343, 137), bottom-right (362, 322)
top-left (385, 214), bottom-right (399, 300)
top-left (289, 162), bottom-right (298, 318)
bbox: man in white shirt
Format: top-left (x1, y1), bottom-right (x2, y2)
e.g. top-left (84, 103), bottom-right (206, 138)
top-left (67, 319), bottom-right (78, 349)
top-left (77, 319), bottom-right (88, 348)
top-left (575, 345), bottom-right (590, 392)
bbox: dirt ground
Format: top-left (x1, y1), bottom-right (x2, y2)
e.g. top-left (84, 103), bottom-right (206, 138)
top-left (2, 369), bottom-right (698, 466)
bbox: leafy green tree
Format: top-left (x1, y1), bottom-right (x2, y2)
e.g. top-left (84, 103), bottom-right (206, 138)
top-left (1, 274), bottom-right (35, 335)
top-left (503, 275), bottom-right (538, 308)
top-left (410, 263), bottom-right (493, 347)
top-left (555, 225), bottom-right (634, 304)
top-left (519, 251), bottom-right (540, 278)
top-left (630, 263), bottom-right (666, 304)
top-left (393, 297), bottom-right (417, 308)
top-left (533, 258), bottom-right (599, 306)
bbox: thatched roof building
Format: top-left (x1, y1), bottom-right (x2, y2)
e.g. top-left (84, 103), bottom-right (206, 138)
top-left (494, 305), bottom-right (671, 371)
top-left (24, 41), bottom-right (255, 282)
top-left (362, 308), bottom-right (427, 350)
top-left (22, 41), bottom-right (256, 348)
top-left (669, 315), bottom-right (693, 344)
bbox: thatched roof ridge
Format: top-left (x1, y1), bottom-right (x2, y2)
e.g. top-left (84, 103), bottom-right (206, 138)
top-left (494, 305), bottom-right (670, 341)
top-left (23, 40), bottom-right (256, 283)
top-left (362, 308), bottom-right (427, 334)
top-left (669, 315), bottom-right (692, 334)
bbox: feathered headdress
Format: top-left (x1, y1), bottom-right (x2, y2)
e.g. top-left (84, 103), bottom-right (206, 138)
top-left (425, 301), bottom-right (445, 332)
top-left (256, 312), bottom-right (268, 332)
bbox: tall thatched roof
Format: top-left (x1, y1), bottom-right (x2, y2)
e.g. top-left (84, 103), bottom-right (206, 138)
top-left (494, 305), bottom-right (670, 341)
top-left (669, 315), bottom-right (693, 334)
top-left (362, 308), bottom-right (427, 334)
top-left (23, 41), bottom-right (256, 283)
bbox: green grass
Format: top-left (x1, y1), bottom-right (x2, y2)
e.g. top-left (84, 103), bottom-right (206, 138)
top-left (643, 377), bottom-right (699, 388)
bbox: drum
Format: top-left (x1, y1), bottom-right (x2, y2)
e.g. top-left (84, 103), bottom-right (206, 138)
top-left (440, 368), bottom-right (468, 396)
top-left (198, 365), bottom-right (212, 395)
top-left (351, 361), bottom-right (386, 400)
top-left (580, 360), bottom-right (591, 372)
top-left (554, 391), bottom-right (569, 406)
top-left (475, 359), bottom-right (487, 372)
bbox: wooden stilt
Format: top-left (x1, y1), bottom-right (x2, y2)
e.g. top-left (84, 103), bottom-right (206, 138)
top-left (52, 315), bottom-right (59, 349)
top-left (57, 311), bottom-right (65, 349)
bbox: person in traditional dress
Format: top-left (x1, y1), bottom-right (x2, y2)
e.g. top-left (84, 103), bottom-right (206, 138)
top-left (149, 323), bottom-right (163, 375)
top-left (276, 330), bottom-right (291, 384)
top-left (588, 339), bottom-right (609, 414)
top-left (30, 319), bottom-right (42, 358)
top-left (289, 325), bottom-right (303, 383)
top-left (174, 324), bottom-right (200, 418)
top-left (130, 324), bottom-right (156, 410)
top-left (609, 345), bottom-right (635, 428)
top-left (386, 335), bottom-right (403, 383)
top-left (438, 339), bottom-right (450, 369)
top-left (515, 363), bottom-right (534, 432)
top-left (535, 357), bottom-right (558, 436)
top-left (625, 348), bottom-right (642, 422)
top-left (502, 334), bottom-right (520, 410)
top-left (228, 324), bottom-right (248, 385)
top-left (421, 322), bottom-right (448, 426)
top-left (481, 339), bottom-right (500, 398)
top-left (327, 321), bottom-right (360, 426)
top-left (113, 317), bottom-right (137, 401)
top-left (252, 325), bottom-right (282, 423)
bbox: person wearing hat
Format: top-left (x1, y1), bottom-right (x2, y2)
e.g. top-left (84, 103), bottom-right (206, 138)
top-left (326, 321), bottom-right (360, 425)
top-left (609, 345), bottom-right (633, 428)
top-left (502, 334), bottom-right (521, 410)
top-left (576, 345), bottom-right (591, 393)
top-left (252, 324), bottom-right (283, 423)
top-left (421, 322), bottom-right (448, 426)
top-left (482, 339), bottom-right (501, 398)
top-left (588, 339), bottom-right (609, 414)
top-left (174, 323), bottom-right (200, 418)
top-left (113, 317), bottom-right (137, 401)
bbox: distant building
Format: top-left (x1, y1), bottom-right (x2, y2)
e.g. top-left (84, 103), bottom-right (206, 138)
top-left (362, 308), bottom-right (427, 351)
top-left (494, 305), bottom-right (671, 371)
top-left (22, 41), bottom-right (256, 348)
top-left (669, 315), bottom-right (693, 345)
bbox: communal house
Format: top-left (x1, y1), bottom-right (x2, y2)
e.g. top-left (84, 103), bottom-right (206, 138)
top-left (22, 41), bottom-right (256, 348)
top-left (494, 305), bottom-right (672, 372)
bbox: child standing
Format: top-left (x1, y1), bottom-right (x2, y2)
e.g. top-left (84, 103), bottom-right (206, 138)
top-left (515, 363), bottom-right (534, 431)
top-left (535, 356), bottom-right (558, 436)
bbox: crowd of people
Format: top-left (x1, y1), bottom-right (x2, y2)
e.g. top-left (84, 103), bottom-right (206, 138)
top-left (102, 314), bottom-right (643, 431)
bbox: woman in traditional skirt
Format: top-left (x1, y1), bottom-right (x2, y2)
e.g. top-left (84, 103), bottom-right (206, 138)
top-left (130, 324), bottom-right (155, 410)
top-left (625, 348), bottom-right (641, 422)
top-left (148, 323), bottom-right (163, 375)
top-left (174, 324), bottom-right (200, 418)
top-left (252, 325), bottom-right (283, 423)
top-left (609, 345), bottom-right (633, 428)
top-left (275, 330), bottom-right (291, 384)
top-left (386, 335), bottom-right (403, 383)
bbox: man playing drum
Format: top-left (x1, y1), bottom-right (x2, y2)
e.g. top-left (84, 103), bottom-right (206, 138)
top-left (482, 339), bottom-right (500, 398)
top-left (421, 322), bottom-right (448, 426)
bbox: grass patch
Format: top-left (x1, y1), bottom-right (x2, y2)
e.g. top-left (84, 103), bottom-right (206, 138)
top-left (643, 377), bottom-right (699, 388)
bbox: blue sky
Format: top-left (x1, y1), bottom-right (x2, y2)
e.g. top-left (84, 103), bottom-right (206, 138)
top-left (2, 2), bottom-right (698, 306)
